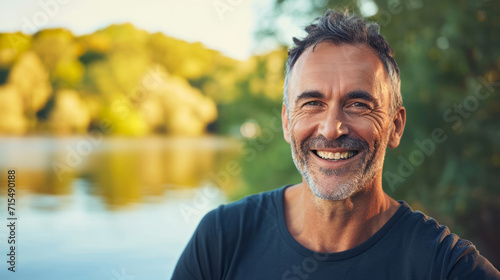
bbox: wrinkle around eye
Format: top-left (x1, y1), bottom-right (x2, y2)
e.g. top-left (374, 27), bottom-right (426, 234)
top-left (301, 100), bottom-right (323, 109)
top-left (307, 100), bottom-right (321, 105)
top-left (345, 102), bottom-right (372, 113)
top-left (351, 102), bottom-right (370, 108)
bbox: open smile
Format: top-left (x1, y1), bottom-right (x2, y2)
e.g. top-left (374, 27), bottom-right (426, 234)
top-left (312, 150), bottom-right (359, 161)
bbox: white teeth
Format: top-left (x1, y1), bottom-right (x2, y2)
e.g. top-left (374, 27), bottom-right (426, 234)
top-left (316, 151), bottom-right (355, 160)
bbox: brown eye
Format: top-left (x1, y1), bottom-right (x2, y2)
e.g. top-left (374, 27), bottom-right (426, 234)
top-left (351, 102), bottom-right (371, 109)
top-left (304, 101), bottom-right (320, 106)
top-left (353, 102), bottom-right (367, 107)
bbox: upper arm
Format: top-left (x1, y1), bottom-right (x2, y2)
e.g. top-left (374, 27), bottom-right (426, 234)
top-left (446, 240), bottom-right (500, 280)
top-left (435, 235), bottom-right (500, 280)
top-left (172, 208), bottom-right (223, 280)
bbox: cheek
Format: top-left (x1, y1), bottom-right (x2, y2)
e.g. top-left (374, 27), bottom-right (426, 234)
top-left (349, 118), bottom-right (386, 145)
top-left (289, 115), bottom-right (318, 139)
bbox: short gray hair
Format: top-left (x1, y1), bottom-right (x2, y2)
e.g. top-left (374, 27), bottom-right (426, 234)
top-left (283, 9), bottom-right (402, 115)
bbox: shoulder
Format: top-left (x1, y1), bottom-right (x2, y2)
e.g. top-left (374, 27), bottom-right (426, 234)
top-left (201, 186), bottom-right (285, 231)
top-left (221, 187), bottom-right (283, 215)
top-left (397, 205), bottom-right (473, 255)
top-left (395, 203), bottom-right (500, 279)
top-left (400, 207), bottom-right (452, 243)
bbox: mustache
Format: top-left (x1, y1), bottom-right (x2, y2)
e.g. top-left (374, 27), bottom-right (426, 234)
top-left (302, 135), bottom-right (368, 152)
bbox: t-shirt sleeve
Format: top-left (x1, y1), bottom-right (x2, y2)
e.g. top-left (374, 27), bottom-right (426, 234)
top-left (171, 208), bottom-right (223, 280)
top-left (441, 235), bottom-right (500, 279)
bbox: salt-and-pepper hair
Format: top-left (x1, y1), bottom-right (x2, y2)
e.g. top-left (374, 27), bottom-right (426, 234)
top-left (283, 9), bottom-right (402, 115)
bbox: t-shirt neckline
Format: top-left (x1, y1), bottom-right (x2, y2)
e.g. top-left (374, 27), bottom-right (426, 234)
top-left (275, 185), bottom-right (410, 262)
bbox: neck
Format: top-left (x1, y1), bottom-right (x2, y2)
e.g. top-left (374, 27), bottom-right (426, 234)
top-left (284, 178), bottom-right (399, 253)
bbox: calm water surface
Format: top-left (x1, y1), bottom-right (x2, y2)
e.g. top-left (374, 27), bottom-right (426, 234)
top-left (0, 136), bottom-right (240, 279)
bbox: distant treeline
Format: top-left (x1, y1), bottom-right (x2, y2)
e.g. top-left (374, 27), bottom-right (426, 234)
top-left (0, 24), bottom-right (286, 136)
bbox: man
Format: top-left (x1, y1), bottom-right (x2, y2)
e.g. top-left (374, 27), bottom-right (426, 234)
top-left (172, 9), bottom-right (500, 279)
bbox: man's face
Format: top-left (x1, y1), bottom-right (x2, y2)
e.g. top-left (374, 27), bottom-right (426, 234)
top-left (282, 43), bottom-right (404, 201)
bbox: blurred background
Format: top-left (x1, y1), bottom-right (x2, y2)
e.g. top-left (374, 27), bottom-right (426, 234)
top-left (0, 0), bottom-right (499, 278)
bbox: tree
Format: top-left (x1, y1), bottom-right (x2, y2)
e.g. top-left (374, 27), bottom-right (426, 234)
top-left (7, 51), bottom-right (52, 131)
top-left (252, 0), bottom-right (500, 266)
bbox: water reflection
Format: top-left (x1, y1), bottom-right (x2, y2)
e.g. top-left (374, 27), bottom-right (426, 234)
top-left (0, 136), bottom-right (239, 208)
top-left (0, 136), bottom-right (238, 279)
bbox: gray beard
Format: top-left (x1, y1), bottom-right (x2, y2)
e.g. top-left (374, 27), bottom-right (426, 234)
top-left (289, 134), bottom-right (386, 201)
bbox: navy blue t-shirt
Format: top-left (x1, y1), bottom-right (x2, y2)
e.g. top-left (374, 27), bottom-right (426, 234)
top-left (172, 186), bottom-right (500, 279)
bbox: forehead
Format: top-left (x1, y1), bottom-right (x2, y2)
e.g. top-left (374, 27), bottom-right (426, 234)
top-left (289, 43), bottom-right (390, 103)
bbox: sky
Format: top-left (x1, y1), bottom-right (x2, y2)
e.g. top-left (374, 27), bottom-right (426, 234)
top-left (0, 0), bottom-right (276, 60)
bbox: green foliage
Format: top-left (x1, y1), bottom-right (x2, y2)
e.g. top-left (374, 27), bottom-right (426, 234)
top-left (0, 24), bottom-right (240, 136)
top-left (249, 0), bottom-right (500, 267)
top-left (0, 4), bottom-right (498, 265)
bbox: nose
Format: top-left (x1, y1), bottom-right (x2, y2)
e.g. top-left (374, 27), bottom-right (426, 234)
top-left (318, 109), bottom-right (349, 140)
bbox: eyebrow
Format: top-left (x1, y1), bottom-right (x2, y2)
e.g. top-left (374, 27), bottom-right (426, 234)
top-left (294, 90), bottom-right (325, 105)
top-left (294, 90), bottom-right (377, 105)
top-left (346, 90), bottom-right (377, 104)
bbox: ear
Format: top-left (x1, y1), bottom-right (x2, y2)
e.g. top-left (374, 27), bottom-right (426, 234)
top-left (282, 104), bottom-right (291, 143)
top-left (388, 106), bottom-right (406, 149)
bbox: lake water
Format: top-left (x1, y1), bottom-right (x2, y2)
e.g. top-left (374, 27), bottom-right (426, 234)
top-left (0, 136), bottom-right (240, 279)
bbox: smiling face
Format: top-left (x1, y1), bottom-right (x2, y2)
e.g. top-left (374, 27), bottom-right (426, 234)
top-left (283, 42), bottom-right (405, 201)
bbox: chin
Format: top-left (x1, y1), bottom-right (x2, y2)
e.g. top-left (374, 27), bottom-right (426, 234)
top-left (304, 173), bottom-right (364, 201)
